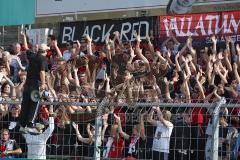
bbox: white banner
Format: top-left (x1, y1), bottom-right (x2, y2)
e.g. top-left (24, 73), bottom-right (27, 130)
top-left (26, 28), bottom-right (49, 45)
top-left (36, 0), bottom-right (169, 17)
top-left (36, 0), bottom-right (240, 17)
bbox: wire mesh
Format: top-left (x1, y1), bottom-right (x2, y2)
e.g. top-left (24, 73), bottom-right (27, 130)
top-left (0, 98), bottom-right (239, 160)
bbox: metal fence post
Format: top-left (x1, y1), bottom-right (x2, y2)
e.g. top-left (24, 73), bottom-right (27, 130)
top-left (211, 98), bottom-right (226, 160)
top-left (94, 97), bottom-right (108, 160)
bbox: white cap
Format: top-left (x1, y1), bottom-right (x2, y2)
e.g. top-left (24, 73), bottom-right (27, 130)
top-left (39, 44), bottom-right (50, 51)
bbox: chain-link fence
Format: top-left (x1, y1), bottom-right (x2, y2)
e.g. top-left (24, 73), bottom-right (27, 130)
top-left (0, 98), bottom-right (239, 160)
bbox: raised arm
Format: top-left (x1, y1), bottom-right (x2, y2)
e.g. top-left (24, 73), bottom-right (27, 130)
top-left (101, 114), bottom-right (109, 142)
top-left (72, 122), bottom-right (93, 144)
top-left (113, 31), bottom-right (122, 46)
top-left (3, 144), bottom-right (22, 155)
top-left (147, 108), bottom-right (158, 126)
top-left (139, 112), bottom-right (146, 140)
top-left (155, 107), bottom-right (170, 128)
top-left (105, 34), bottom-right (112, 62)
top-left (233, 63), bottom-right (240, 84)
top-left (115, 114), bottom-right (130, 140)
top-left (215, 65), bottom-right (228, 84)
top-left (21, 33), bottom-right (29, 50)
top-left (86, 35), bottom-right (93, 56)
top-left (182, 71), bottom-right (191, 103)
top-left (186, 37), bottom-right (197, 64)
top-left (236, 44), bottom-right (240, 62)
top-left (164, 77), bottom-right (172, 100)
top-left (175, 52), bottom-right (182, 72)
top-left (105, 75), bottom-right (111, 95)
top-left (196, 72), bottom-right (206, 99)
top-left (135, 46), bottom-right (150, 72)
top-left (146, 34), bottom-right (155, 54)
top-left (211, 35), bottom-right (217, 55)
top-left (53, 40), bottom-right (63, 58)
top-left (41, 106), bottom-right (55, 140)
top-left (223, 40), bottom-right (232, 72)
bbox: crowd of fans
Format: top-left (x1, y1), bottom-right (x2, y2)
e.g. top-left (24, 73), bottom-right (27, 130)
top-left (0, 30), bottom-right (239, 159)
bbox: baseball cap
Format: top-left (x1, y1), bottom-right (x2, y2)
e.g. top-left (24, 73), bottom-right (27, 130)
top-left (0, 46), bottom-right (4, 51)
top-left (39, 44), bottom-right (50, 51)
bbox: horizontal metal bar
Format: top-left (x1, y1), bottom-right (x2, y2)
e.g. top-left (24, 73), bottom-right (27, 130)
top-left (0, 101), bottom-right (98, 106)
top-left (0, 100), bottom-right (239, 108)
top-left (0, 101), bottom-right (214, 107)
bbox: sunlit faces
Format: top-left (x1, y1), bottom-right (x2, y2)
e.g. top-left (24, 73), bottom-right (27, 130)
top-left (144, 49), bottom-right (152, 60)
top-left (19, 72), bottom-right (27, 82)
top-left (122, 52), bottom-right (130, 62)
top-left (217, 83), bottom-right (224, 95)
top-left (230, 79), bottom-right (238, 89)
top-left (3, 83), bottom-right (11, 94)
top-left (115, 46), bottom-right (121, 54)
top-left (14, 43), bottom-right (21, 54)
top-left (192, 86), bottom-right (200, 99)
top-left (132, 124), bottom-right (142, 136)
top-left (134, 60), bottom-right (145, 72)
top-left (1, 130), bottom-right (10, 142)
top-left (65, 42), bottom-right (72, 50)
top-left (79, 73), bottom-right (87, 84)
top-left (10, 104), bottom-right (21, 116)
top-left (0, 64), bottom-right (6, 73)
top-left (167, 40), bottom-right (174, 50)
top-left (47, 38), bottom-right (52, 46)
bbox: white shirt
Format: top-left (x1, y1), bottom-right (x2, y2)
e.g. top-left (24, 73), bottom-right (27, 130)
top-left (161, 43), bottom-right (180, 56)
top-left (62, 50), bottom-right (72, 61)
top-left (23, 117), bottom-right (54, 159)
top-left (103, 137), bottom-right (113, 158)
top-left (152, 121), bottom-right (173, 153)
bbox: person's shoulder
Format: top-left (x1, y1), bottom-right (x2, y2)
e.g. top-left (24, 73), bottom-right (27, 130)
top-left (26, 49), bottom-right (34, 54)
top-left (38, 54), bottom-right (47, 61)
top-left (167, 121), bottom-right (174, 127)
top-left (156, 121), bottom-right (163, 127)
top-left (157, 120), bottom-right (173, 128)
top-left (8, 139), bottom-right (17, 144)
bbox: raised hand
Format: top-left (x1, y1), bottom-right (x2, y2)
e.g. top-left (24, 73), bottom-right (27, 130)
top-left (164, 77), bottom-right (169, 85)
top-left (187, 37), bottom-right (192, 46)
top-left (114, 114), bottom-right (121, 124)
top-left (133, 31), bottom-right (141, 42)
top-left (225, 36), bottom-right (233, 44)
top-left (130, 46), bottom-right (136, 58)
top-left (72, 122), bottom-right (78, 130)
top-left (105, 74), bottom-right (110, 82)
top-left (85, 35), bottom-right (92, 43)
top-left (105, 33), bottom-right (110, 45)
top-left (114, 31), bottom-right (120, 38)
top-left (236, 44), bottom-right (240, 54)
top-left (233, 62), bottom-right (238, 70)
top-left (146, 34), bottom-right (151, 42)
top-left (211, 35), bottom-right (217, 44)
top-left (87, 123), bottom-right (91, 131)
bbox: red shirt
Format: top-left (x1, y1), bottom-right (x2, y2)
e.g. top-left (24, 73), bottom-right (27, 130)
top-left (191, 107), bottom-right (205, 125)
top-left (39, 105), bottom-right (49, 122)
top-left (114, 107), bottom-right (126, 126)
top-left (191, 100), bottom-right (205, 125)
top-left (0, 144), bottom-right (5, 158)
top-left (108, 138), bottom-right (125, 158)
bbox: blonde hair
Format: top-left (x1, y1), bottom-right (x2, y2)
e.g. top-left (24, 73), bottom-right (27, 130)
top-left (163, 110), bottom-right (172, 121)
